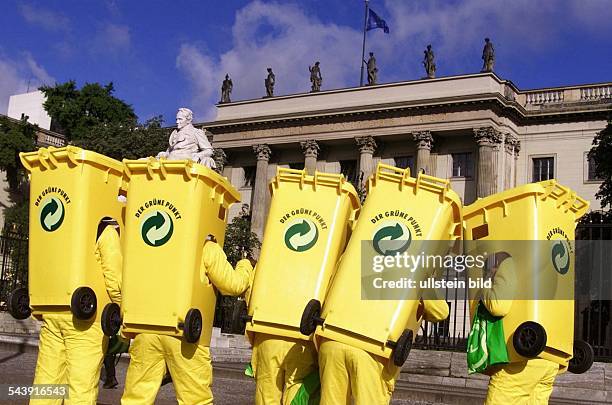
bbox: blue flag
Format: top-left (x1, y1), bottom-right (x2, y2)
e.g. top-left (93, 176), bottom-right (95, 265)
top-left (367, 8), bottom-right (390, 34)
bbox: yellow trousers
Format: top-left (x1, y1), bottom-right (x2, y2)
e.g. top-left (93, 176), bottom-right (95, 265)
top-left (318, 339), bottom-right (400, 405)
top-left (485, 358), bottom-right (559, 405)
top-left (31, 314), bottom-right (107, 405)
top-left (121, 333), bottom-right (213, 405)
top-left (252, 333), bottom-right (318, 405)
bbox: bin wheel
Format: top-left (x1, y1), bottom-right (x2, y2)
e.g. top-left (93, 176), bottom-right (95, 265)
top-left (8, 287), bottom-right (31, 320)
top-left (184, 308), bottom-right (202, 343)
top-left (513, 321), bottom-right (547, 358)
top-left (71, 287), bottom-right (97, 320)
top-left (568, 340), bottom-right (594, 374)
top-left (231, 300), bottom-right (249, 334)
top-left (299, 299), bottom-right (322, 336)
top-left (392, 329), bottom-right (414, 367)
top-left (101, 303), bottom-right (122, 336)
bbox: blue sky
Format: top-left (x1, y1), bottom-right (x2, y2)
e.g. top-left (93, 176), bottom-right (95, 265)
top-left (1, 0), bottom-right (611, 124)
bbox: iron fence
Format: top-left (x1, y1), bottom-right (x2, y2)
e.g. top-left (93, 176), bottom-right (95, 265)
top-left (0, 232), bottom-right (28, 311)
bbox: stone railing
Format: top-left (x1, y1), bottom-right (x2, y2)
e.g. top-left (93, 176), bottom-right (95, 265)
top-left (523, 83), bottom-right (612, 108)
top-left (36, 131), bottom-right (66, 147)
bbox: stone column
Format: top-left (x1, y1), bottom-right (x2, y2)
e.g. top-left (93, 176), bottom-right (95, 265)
top-left (413, 131), bottom-right (434, 175)
top-left (504, 134), bottom-right (519, 190)
top-left (513, 139), bottom-right (521, 187)
top-left (251, 144), bottom-right (272, 241)
top-left (212, 148), bottom-right (227, 174)
top-left (355, 136), bottom-right (377, 186)
top-left (474, 127), bottom-right (503, 198)
top-left (300, 139), bottom-right (320, 175)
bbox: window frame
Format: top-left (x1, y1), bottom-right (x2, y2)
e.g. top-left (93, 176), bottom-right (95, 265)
top-left (530, 154), bottom-right (557, 183)
top-left (449, 151), bottom-right (474, 179)
top-left (584, 151), bottom-right (603, 184)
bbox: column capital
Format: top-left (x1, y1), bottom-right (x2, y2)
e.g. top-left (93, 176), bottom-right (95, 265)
top-left (355, 136), bottom-right (377, 154)
top-left (473, 127), bottom-right (503, 147)
top-left (504, 134), bottom-right (520, 154)
top-left (253, 144), bottom-right (272, 161)
top-left (300, 139), bottom-right (320, 158)
top-left (413, 131), bottom-right (434, 150)
top-left (212, 148), bottom-right (227, 173)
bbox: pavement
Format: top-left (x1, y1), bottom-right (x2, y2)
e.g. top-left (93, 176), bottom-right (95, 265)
top-left (0, 348), bottom-right (446, 404)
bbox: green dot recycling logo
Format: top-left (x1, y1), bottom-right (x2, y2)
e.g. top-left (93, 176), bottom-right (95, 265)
top-left (141, 210), bottom-right (174, 247)
top-left (551, 240), bottom-right (570, 275)
top-left (39, 196), bottom-right (65, 232)
top-left (284, 218), bottom-right (319, 252)
top-left (372, 220), bottom-right (412, 256)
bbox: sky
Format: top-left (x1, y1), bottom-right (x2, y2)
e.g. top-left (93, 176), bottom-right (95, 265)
top-left (1, 0), bottom-right (611, 125)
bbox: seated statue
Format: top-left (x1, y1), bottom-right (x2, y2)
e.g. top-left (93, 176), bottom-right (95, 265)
top-left (157, 107), bottom-right (216, 169)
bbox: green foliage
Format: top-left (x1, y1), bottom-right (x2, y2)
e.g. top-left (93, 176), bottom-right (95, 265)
top-left (40, 81), bottom-right (136, 140)
top-left (71, 116), bottom-right (169, 161)
top-left (223, 205), bottom-right (261, 266)
top-left (0, 116), bottom-right (37, 193)
top-left (589, 121), bottom-right (612, 210)
top-left (3, 199), bottom-right (29, 235)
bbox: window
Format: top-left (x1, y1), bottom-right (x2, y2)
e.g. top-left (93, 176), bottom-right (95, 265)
top-left (242, 166), bottom-right (256, 188)
top-left (532, 157), bottom-right (554, 181)
top-left (288, 162), bottom-right (305, 170)
top-left (394, 156), bottom-right (414, 171)
top-left (339, 160), bottom-right (358, 184)
top-left (587, 154), bottom-right (602, 181)
top-left (451, 153), bottom-right (473, 178)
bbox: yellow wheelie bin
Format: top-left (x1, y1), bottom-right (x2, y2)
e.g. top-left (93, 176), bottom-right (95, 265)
top-left (118, 158), bottom-right (240, 344)
top-left (7, 146), bottom-right (125, 322)
top-left (463, 180), bottom-right (590, 374)
top-left (306, 164), bottom-right (462, 366)
top-left (242, 168), bottom-right (360, 343)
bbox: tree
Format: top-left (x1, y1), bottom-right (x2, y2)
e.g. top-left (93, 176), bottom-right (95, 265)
top-left (72, 116), bottom-right (169, 161)
top-left (40, 81), bottom-right (136, 141)
top-left (0, 116), bottom-right (37, 193)
top-left (589, 121), bottom-right (612, 210)
top-left (222, 205), bottom-right (261, 266)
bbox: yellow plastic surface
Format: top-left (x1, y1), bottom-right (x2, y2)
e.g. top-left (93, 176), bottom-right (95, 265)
top-left (120, 158), bottom-right (239, 345)
top-left (463, 180), bottom-right (589, 369)
top-left (315, 163), bottom-right (463, 359)
top-left (21, 146), bottom-right (125, 320)
top-left (245, 168), bottom-right (360, 343)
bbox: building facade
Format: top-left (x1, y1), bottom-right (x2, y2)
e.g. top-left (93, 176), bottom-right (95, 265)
top-left (203, 73), bottom-right (611, 238)
top-left (7, 91), bottom-right (52, 131)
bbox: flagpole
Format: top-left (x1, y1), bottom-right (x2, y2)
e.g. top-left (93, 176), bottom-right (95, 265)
top-left (360, 0), bottom-right (369, 86)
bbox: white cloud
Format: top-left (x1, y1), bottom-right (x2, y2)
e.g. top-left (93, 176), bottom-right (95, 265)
top-left (93, 23), bottom-right (131, 55)
top-left (0, 53), bottom-right (55, 115)
top-left (177, 1), bottom-right (361, 120)
top-left (177, 0), bottom-right (612, 120)
top-left (18, 3), bottom-right (70, 32)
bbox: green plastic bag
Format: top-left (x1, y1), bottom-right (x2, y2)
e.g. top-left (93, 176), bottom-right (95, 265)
top-left (107, 334), bottom-right (130, 355)
top-left (467, 302), bottom-right (509, 374)
top-left (244, 362), bottom-right (254, 378)
top-left (290, 371), bottom-right (320, 405)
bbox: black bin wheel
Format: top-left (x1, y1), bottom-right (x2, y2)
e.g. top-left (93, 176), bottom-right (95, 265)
top-left (568, 339), bottom-right (594, 374)
top-left (71, 287), bottom-right (97, 320)
top-left (513, 321), bottom-right (547, 358)
top-left (392, 329), bottom-right (414, 367)
top-left (101, 303), bottom-right (122, 336)
top-left (8, 287), bottom-right (31, 320)
top-left (184, 308), bottom-right (202, 343)
top-left (231, 300), bottom-right (249, 334)
top-left (300, 299), bottom-right (322, 336)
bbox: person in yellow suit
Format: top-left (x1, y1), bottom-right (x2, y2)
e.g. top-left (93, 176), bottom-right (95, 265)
top-left (318, 295), bottom-right (449, 405)
top-left (31, 219), bottom-right (122, 405)
top-left (480, 253), bottom-right (560, 405)
top-left (121, 239), bottom-right (254, 405)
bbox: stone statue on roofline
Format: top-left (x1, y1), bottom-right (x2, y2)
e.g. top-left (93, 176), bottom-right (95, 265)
top-left (309, 61), bottom-right (322, 92)
top-left (367, 52), bottom-right (378, 85)
top-left (220, 74), bottom-right (233, 103)
top-left (156, 107), bottom-right (216, 169)
top-left (481, 37), bottom-right (495, 72)
top-left (265, 68), bottom-right (275, 97)
top-left (423, 44), bottom-right (436, 79)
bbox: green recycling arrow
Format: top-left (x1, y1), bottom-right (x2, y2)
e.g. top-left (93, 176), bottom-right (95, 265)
top-left (141, 210), bottom-right (174, 247)
top-left (284, 219), bottom-right (319, 252)
top-left (40, 197), bottom-right (65, 232)
top-left (552, 240), bottom-right (570, 275)
top-left (373, 222), bottom-right (411, 256)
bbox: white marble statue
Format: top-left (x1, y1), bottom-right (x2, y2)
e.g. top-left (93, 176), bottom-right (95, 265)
top-left (156, 107), bottom-right (216, 168)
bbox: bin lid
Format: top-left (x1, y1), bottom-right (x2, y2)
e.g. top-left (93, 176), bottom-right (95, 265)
top-left (464, 180), bottom-right (589, 221)
top-left (123, 158), bottom-right (240, 204)
top-left (270, 167), bottom-right (360, 212)
top-left (20, 146), bottom-right (123, 173)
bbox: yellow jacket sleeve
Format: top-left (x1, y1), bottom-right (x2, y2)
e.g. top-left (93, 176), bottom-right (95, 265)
top-left (202, 242), bottom-right (253, 296)
top-left (96, 226), bottom-right (122, 304)
top-left (481, 257), bottom-right (516, 317)
top-left (421, 286), bottom-right (450, 322)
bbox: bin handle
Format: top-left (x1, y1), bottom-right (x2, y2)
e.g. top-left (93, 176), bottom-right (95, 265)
top-left (37, 148), bottom-right (58, 170)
